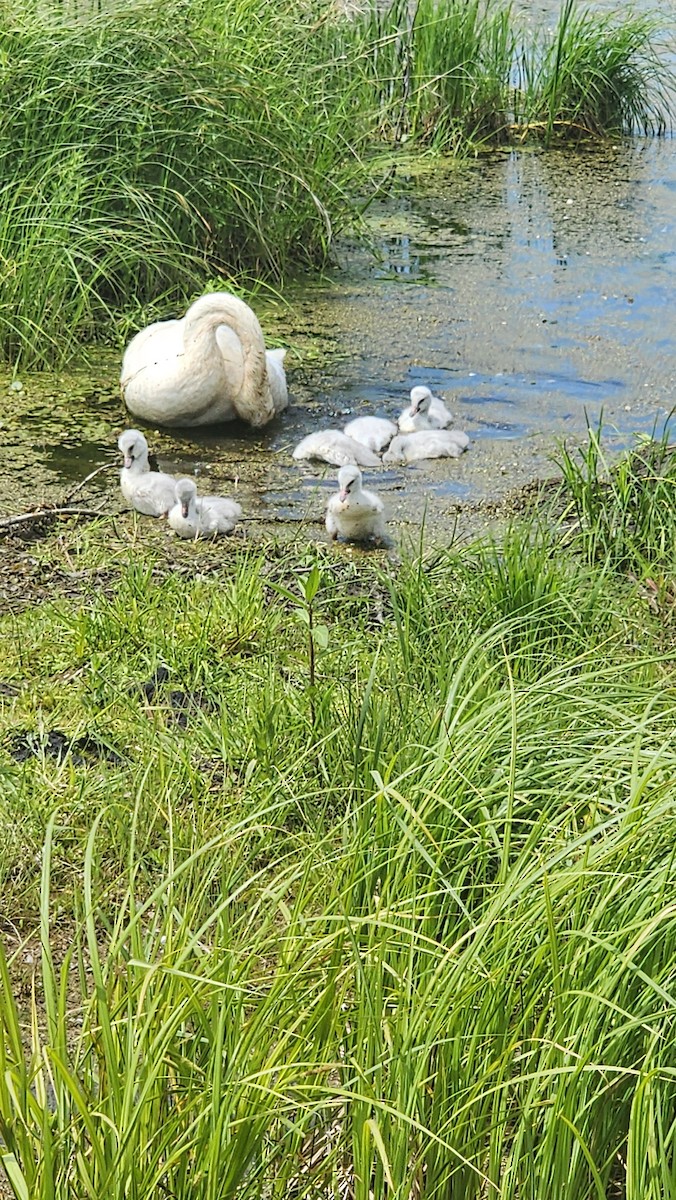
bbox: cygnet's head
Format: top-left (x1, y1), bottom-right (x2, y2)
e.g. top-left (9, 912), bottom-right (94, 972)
top-left (118, 429), bottom-right (149, 469)
top-left (409, 386), bottom-right (434, 416)
top-left (175, 477), bottom-right (197, 518)
top-left (338, 464), bottom-right (362, 502)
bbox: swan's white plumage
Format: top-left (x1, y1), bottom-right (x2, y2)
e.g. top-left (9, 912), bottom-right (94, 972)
top-left (383, 429), bottom-right (470, 465)
top-left (292, 430), bottom-right (381, 468)
top-left (343, 416), bottom-right (397, 454)
top-left (326, 465), bottom-right (385, 542)
top-left (121, 292), bottom-right (287, 428)
top-left (118, 429), bottom-right (177, 516)
top-left (398, 386), bottom-right (453, 432)
top-left (168, 477), bottom-right (241, 539)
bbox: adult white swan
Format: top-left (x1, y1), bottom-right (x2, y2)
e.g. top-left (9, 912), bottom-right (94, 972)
top-left (121, 292), bottom-right (288, 428)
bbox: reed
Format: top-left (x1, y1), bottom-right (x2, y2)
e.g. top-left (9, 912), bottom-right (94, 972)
top-left (0, 0), bottom-right (369, 366)
top-left (515, 0), bottom-right (671, 139)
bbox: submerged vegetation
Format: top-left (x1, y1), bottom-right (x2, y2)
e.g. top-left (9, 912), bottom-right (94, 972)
top-left (0, 0), bottom-right (671, 367)
top-left (2, 433), bottom-right (676, 1196)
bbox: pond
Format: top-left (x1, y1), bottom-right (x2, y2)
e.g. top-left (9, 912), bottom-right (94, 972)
top-left (2, 138), bottom-right (676, 541)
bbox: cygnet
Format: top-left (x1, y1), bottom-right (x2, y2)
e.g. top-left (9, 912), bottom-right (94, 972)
top-left (293, 430), bottom-right (381, 468)
top-left (398, 386), bottom-right (453, 433)
top-left (168, 477), bottom-right (242, 538)
top-left (343, 416), bottom-right (397, 455)
top-left (118, 429), bottom-right (177, 516)
top-left (325, 465), bottom-right (386, 543)
top-left (383, 430), bottom-right (470, 465)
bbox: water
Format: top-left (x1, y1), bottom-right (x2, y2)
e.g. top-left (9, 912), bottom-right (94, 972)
top-left (2, 139), bottom-right (676, 538)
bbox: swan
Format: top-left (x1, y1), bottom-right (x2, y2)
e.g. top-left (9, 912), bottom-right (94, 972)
top-left (343, 416), bottom-right (397, 454)
top-left (168, 477), bottom-right (242, 539)
top-left (398, 386), bottom-right (453, 432)
top-left (292, 430), bottom-right (381, 468)
top-left (118, 429), bottom-right (177, 516)
top-left (383, 429), bottom-right (470, 465)
top-left (326, 466), bottom-right (386, 543)
top-left (121, 292), bottom-right (288, 428)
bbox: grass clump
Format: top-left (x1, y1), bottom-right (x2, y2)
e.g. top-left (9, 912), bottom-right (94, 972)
top-left (0, 0), bottom-right (368, 366)
top-left (2, 505), bottom-right (676, 1196)
top-left (353, 0), bottom-right (514, 149)
top-left (351, 0), bottom-right (671, 151)
top-left (558, 415), bottom-right (676, 578)
top-left (516, 0), bottom-right (671, 140)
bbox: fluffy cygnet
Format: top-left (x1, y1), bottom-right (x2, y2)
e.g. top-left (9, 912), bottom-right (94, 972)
top-left (383, 429), bottom-right (470, 465)
top-left (398, 386), bottom-right (453, 433)
top-left (293, 430), bottom-right (381, 468)
top-left (168, 477), bottom-right (242, 538)
top-left (343, 416), bottom-right (397, 455)
top-left (325, 465), bottom-right (386, 543)
top-left (118, 429), bottom-right (177, 516)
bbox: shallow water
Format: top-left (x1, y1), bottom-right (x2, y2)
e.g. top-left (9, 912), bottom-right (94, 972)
top-left (2, 140), bottom-right (676, 542)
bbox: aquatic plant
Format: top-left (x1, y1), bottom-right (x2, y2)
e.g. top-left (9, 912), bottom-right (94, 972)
top-left (350, 0), bottom-right (514, 149)
top-left (516, 0), bottom-right (672, 140)
top-left (350, 0), bottom-right (671, 149)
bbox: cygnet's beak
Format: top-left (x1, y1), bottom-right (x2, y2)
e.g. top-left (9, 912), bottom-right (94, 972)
top-left (181, 501), bottom-right (189, 518)
top-left (123, 453), bottom-right (133, 469)
top-left (339, 488), bottom-right (348, 502)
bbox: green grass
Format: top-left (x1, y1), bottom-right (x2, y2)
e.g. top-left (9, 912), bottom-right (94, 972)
top-left (516, 0), bottom-right (671, 140)
top-left (557, 414), bottom-right (676, 579)
top-left (2, 483), bottom-right (676, 1196)
top-left (0, 0), bottom-right (369, 366)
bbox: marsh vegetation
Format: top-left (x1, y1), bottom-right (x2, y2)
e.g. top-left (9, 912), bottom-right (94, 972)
top-left (2, 430), bottom-right (676, 1197)
top-left (0, 0), bottom-right (671, 368)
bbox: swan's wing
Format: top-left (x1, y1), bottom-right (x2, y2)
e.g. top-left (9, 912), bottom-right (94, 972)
top-left (215, 324), bottom-right (246, 396)
top-left (121, 319), bottom-right (182, 388)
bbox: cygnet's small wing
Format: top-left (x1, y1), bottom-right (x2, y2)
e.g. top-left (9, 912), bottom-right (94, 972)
top-left (344, 417), bottom-right (397, 454)
top-left (293, 431), bottom-right (380, 468)
top-left (132, 472), bottom-right (177, 515)
top-left (200, 495), bottom-right (243, 533)
top-left (446, 429), bottom-right (470, 450)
